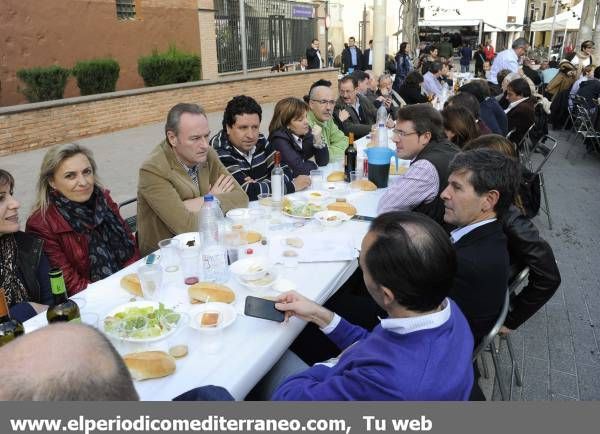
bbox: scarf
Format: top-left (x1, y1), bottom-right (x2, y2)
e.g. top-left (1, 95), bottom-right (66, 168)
top-left (0, 234), bottom-right (29, 307)
top-left (50, 187), bottom-right (135, 282)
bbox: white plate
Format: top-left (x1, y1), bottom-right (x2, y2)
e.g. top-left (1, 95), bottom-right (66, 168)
top-left (102, 301), bottom-right (187, 343)
top-left (188, 302), bottom-right (237, 331)
top-left (323, 182), bottom-right (348, 197)
top-left (236, 271), bottom-right (278, 291)
top-left (173, 232), bottom-right (201, 248)
top-left (313, 210), bottom-right (351, 227)
top-left (272, 278), bottom-right (297, 293)
top-left (302, 190), bottom-right (330, 201)
top-left (226, 208), bottom-right (252, 222)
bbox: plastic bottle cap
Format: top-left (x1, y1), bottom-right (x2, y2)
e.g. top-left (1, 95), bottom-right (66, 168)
top-left (204, 194), bottom-right (214, 201)
top-left (246, 248), bottom-right (254, 255)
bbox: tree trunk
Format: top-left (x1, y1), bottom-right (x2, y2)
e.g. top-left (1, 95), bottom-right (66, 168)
top-left (577, 0), bottom-right (596, 49)
top-left (400, 0), bottom-right (420, 56)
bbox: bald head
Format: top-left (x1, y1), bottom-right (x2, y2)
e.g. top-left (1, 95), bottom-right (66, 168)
top-left (0, 323), bottom-right (138, 400)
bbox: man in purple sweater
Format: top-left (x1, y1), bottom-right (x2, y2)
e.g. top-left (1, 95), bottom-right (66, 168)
top-left (271, 212), bottom-right (474, 401)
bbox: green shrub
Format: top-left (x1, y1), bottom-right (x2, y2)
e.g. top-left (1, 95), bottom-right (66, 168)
top-left (138, 46), bottom-right (201, 87)
top-left (72, 58), bottom-right (120, 95)
top-left (16, 65), bottom-right (70, 102)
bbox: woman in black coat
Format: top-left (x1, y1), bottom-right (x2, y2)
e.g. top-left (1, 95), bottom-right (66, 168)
top-left (398, 70), bottom-right (429, 105)
top-left (505, 78), bottom-right (535, 145)
top-left (268, 97), bottom-right (329, 177)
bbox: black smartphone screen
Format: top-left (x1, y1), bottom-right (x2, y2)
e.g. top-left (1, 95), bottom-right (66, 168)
top-left (244, 296), bottom-right (285, 322)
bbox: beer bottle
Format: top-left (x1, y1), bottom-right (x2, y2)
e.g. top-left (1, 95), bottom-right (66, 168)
top-left (0, 288), bottom-right (25, 347)
top-left (46, 269), bottom-right (81, 323)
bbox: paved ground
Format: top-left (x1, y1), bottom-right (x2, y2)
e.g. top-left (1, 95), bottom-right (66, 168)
top-left (1, 108), bottom-right (599, 400)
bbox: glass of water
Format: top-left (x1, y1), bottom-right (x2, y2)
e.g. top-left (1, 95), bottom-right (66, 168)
top-left (137, 263), bottom-right (163, 300)
top-left (310, 169), bottom-right (324, 190)
top-left (158, 238), bottom-right (181, 273)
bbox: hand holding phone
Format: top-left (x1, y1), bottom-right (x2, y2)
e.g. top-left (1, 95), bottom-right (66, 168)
top-left (244, 296), bottom-right (285, 322)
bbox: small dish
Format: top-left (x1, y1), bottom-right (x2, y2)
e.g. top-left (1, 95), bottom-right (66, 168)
top-left (313, 210), bottom-right (351, 227)
top-left (236, 271), bottom-right (277, 291)
top-left (303, 190), bottom-right (330, 202)
top-left (173, 232), bottom-right (201, 248)
top-left (188, 302), bottom-right (236, 331)
top-left (229, 257), bottom-right (269, 281)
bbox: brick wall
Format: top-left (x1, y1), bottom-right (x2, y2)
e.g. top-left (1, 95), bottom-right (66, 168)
top-left (0, 69), bottom-right (339, 156)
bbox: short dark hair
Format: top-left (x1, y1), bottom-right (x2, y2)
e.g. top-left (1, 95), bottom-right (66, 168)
top-left (351, 70), bottom-right (369, 83)
top-left (594, 66), bottom-right (600, 79)
top-left (222, 95), bottom-right (262, 130)
top-left (366, 212), bottom-right (456, 312)
top-left (165, 103), bottom-right (206, 141)
top-left (442, 106), bottom-right (480, 148)
top-left (339, 75), bottom-right (358, 88)
top-left (496, 69), bottom-right (512, 86)
top-left (0, 169), bottom-right (15, 192)
top-left (459, 80), bottom-right (490, 103)
top-left (448, 149), bottom-right (520, 217)
top-left (307, 79), bottom-right (333, 102)
top-left (446, 92), bottom-right (481, 119)
top-left (396, 104), bottom-right (445, 141)
top-left (507, 78), bottom-right (531, 98)
top-left (429, 61), bottom-right (443, 74)
top-left (404, 70), bottom-right (424, 87)
top-left (582, 40), bottom-right (595, 50)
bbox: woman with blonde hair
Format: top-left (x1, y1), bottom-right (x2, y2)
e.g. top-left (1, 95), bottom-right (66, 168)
top-left (268, 97), bottom-right (329, 177)
top-left (26, 143), bottom-right (139, 294)
top-left (0, 169), bottom-right (52, 322)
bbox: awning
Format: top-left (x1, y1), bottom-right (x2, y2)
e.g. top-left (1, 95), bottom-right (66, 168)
top-left (530, 1), bottom-right (582, 31)
top-left (419, 19), bottom-right (482, 27)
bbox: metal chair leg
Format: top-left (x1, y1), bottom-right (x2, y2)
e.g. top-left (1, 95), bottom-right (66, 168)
top-left (490, 340), bottom-right (508, 401)
top-left (505, 335), bottom-right (523, 387)
top-left (540, 173), bottom-right (552, 229)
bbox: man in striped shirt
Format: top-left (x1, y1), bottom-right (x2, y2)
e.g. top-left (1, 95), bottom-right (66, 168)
top-left (210, 95), bottom-right (311, 201)
top-left (377, 104), bottom-right (459, 225)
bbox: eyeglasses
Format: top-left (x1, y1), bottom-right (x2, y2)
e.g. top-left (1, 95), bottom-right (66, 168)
top-left (310, 99), bottom-right (336, 106)
top-left (392, 129), bottom-right (419, 138)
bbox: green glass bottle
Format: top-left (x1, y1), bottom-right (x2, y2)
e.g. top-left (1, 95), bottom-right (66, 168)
top-left (46, 269), bottom-right (81, 323)
top-left (0, 287), bottom-right (25, 347)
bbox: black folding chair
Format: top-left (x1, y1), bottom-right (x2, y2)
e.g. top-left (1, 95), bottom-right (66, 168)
top-left (118, 197), bottom-right (138, 234)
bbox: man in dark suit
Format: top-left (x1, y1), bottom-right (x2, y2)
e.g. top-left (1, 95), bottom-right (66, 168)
top-left (362, 40), bottom-right (373, 70)
top-left (306, 39), bottom-right (323, 70)
top-left (341, 37), bottom-right (363, 74)
top-left (333, 75), bottom-right (377, 139)
top-left (441, 149), bottom-right (520, 344)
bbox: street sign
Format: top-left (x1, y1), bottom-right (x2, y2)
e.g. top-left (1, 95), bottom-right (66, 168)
top-left (292, 5), bottom-right (314, 19)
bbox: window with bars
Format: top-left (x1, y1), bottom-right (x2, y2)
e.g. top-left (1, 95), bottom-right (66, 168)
top-left (116, 0), bottom-right (136, 20)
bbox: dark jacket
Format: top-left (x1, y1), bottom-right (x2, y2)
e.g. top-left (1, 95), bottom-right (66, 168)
top-left (506, 98), bottom-right (535, 145)
top-left (341, 46), bottom-right (363, 73)
top-left (362, 48), bottom-right (372, 70)
top-left (210, 131), bottom-right (295, 201)
top-left (576, 78), bottom-right (600, 109)
top-left (412, 138), bottom-right (460, 225)
top-left (398, 84), bottom-right (429, 105)
top-left (523, 65), bottom-right (542, 86)
top-left (459, 46), bottom-right (472, 66)
top-left (268, 128), bottom-right (329, 177)
top-left (393, 52), bottom-right (413, 92)
top-left (500, 206), bottom-right (561, 330)
top-left (306, 47), bottom-right (322, 70)
top-left (26, 190), bottom-right (140, 295)
top-left (451, 220), bottom-right (509, 344)
top-left (9, 232), bottom-right (52, 322)
top-left (480, 97), bottom-right (508, 135)
top-left (333, 94), bottom-right (377, 139)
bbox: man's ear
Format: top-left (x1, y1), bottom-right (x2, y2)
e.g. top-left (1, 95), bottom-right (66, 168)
top-left (166, 131), bottom-right (177, 147)
top-left (381, 286), bottom-right (396, 308)
top-left (483, 189), bottom-right (500, 213)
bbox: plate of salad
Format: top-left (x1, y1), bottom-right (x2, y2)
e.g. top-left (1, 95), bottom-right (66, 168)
top-left (281, 197), bottom-right (324, 219)
top-left (102, 301), bottom-right (187, 343)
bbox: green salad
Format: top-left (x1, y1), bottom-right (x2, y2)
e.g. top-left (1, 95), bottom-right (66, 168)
top-left (103, 303), bottom-right (181, 339)
top-left (282, 197), bottom-right (324, 217)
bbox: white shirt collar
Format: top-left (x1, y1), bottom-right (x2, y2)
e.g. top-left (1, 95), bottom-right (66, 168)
top-left (380, 298), bottom-right (451, 335)
top-left (291, 133), bottom-right (303, 149)
top-left (232, 144), bottom-right (257, 164)
top-left (505, 97), bottom-right (529, 113)
top-left (450, 218), bottom-right (497, 243)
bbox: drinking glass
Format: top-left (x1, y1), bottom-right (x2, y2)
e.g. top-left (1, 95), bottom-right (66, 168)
top-left (222, 230), bottom-right (242, 264)
top-left (248, 208), bottom-right (267, 234)
top-left (349, 170), bottom-right (361, 192)
top-left (158, 238), bottom-right (180, 272)
top-left (310, 169), bottom-right (324, 190)
top-left (180, 247), bottom-right (201, 285)
top-left (137, 264), bottom-right (163, 300)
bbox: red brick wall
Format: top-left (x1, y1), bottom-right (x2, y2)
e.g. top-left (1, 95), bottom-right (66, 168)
top-left (0, 69), bottom-right (340, 155)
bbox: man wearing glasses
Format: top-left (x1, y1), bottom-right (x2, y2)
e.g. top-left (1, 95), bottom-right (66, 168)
top-left (377, 104), bottom-right (459, 226)
top-left (307, 80), bottom-right (349, 161)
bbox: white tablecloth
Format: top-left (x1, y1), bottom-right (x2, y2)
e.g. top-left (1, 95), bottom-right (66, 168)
top-left (23, 191), bottom-right (384, 401)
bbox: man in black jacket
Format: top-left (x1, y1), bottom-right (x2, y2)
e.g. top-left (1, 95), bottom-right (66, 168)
top-left (306, 39), bottom-right (323, 70)
top-left (441, 149), bottom-right (520, 343)
top-left (333, 75), bottom-right (377, 139)
top-left (341, 37), bottom-right (363, 74)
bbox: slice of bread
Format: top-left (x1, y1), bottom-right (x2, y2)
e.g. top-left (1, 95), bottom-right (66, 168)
top-left (123, 351), bottom-right (176, 381)
top-left (188, 282), bottom-right (235, 304)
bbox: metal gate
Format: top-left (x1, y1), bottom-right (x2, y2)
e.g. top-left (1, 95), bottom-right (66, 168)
top-left (215, 0), bottom-right (316, 73)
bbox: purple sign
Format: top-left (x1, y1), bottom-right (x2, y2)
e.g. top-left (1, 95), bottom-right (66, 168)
top-left (292, 4), bottom-right (314, 19)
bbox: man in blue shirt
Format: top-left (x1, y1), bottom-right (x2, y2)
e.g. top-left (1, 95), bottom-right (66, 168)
top-left (341, 37), bottom-right (363, 74)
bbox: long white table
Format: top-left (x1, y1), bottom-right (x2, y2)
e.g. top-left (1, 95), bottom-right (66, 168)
top-left (24, 189), bottom-right (384, 401)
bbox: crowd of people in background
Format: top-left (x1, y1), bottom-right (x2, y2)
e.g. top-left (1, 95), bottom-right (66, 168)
top-left (1, 31), bottom-right (571, 402)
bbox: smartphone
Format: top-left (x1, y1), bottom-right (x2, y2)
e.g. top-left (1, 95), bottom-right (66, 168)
top-left (351, 214), bottom-right (375, 222)
top-left (244, 296), bottom-right (285, 323)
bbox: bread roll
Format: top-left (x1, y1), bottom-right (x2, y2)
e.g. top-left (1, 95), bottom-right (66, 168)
top-left (327, 171), bottom-right (345, 182)
top-left (327, 200), bottom-right (357, 217)
top-left (120, 274), bottom-right (142, 297)
top-left (123, 351), bottom-right (176, 381)
top-left (389, 164), bottom-right (408, 175)
top-left (354, 179), bottom-right (377, 191)
top-left (188, 282), bottom-right (235, 304)
top-left (245, 231), bottom-right (262, 244)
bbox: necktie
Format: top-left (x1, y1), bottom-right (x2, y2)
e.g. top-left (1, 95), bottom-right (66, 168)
top-left (188, 167), bottom-right (198, 187)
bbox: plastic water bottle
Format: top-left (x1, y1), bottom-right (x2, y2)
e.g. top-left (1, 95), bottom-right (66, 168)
top-left (376, 104), bottom-right (388, 147)
top-left (198, 195), bottom-right (228, 283)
